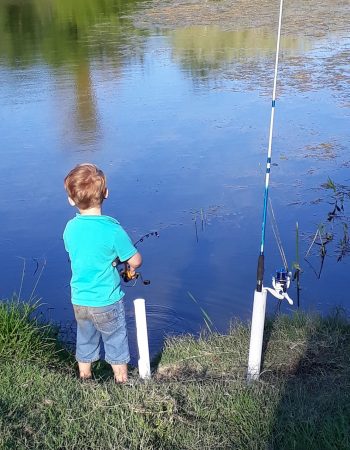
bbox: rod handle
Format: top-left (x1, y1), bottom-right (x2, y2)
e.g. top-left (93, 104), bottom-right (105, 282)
top-left (256, 254), bottom-right (264, 292)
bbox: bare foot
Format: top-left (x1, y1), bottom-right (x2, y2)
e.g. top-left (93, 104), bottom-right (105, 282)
top-left (78, 362), bottom-right (92, 379)
top-left (112, 363), bottom-right (128, 383)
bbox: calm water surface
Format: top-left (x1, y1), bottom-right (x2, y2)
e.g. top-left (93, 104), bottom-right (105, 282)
top-left (0, 0), bottom-right (349, 360)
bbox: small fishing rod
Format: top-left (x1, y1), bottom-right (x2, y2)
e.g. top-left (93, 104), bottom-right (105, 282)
top-left (247, 0), bottom-right (293, 382)
top-left (112, 231), bottom-right (159, 285)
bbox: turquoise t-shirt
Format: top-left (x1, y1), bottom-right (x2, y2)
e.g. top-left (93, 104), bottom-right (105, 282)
top-left (63, 214), bottom-right (137, 307)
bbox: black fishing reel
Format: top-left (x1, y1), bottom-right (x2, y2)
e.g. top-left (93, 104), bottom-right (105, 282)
top-left (120, 268), bottom-right (150, 285)
top-left (112, 259), bottom-right (150, 286)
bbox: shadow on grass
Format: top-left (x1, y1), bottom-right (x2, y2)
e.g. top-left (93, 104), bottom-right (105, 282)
top-left (264, 311), bottom-right (350, 450)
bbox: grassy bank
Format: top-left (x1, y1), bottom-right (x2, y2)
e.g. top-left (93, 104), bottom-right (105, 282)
top-left (0, 300), bottom-right (349, 449)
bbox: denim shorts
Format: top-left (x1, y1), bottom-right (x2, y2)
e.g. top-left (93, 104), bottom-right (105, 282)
top-left (73, 299), bottom-right (130, 365)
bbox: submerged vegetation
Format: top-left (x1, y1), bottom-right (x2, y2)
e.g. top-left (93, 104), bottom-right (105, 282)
top-left (1, 299), bottom-right (349, 449)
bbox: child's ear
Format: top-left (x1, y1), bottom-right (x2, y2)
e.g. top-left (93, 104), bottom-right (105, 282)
top-left (68, 197), bottom-right (76, 206)
top-left (104, 188), bottom-right (109, 199)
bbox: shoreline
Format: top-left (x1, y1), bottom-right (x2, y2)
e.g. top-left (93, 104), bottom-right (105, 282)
top-left (1, 299), bottom-right (349, 449)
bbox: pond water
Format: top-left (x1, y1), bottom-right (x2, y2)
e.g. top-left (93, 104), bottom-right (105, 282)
top-left (1, 0), bottom-right (349, 361)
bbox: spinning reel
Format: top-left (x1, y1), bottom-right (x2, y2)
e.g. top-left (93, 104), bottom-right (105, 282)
top-left (265, 268), bottom-right (293, 305)
top-left (120, 264), bottom-right (150, 285)
top-left (112, 259), bottom-right (150, 286)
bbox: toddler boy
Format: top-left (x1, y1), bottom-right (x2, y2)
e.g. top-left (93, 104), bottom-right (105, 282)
top-left (63, 163), bottom-right (142, 382)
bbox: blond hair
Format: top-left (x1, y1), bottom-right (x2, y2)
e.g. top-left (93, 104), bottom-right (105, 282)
top-left (64, 163), bottom-right (107, 210)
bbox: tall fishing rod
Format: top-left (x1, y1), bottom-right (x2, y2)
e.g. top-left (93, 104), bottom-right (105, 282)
top-left (256, 0), bottom-right (284, 293)
top-left (247, 0), bottom-right (293, 381)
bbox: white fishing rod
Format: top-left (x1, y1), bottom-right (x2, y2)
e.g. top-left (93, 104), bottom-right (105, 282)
top-left (247, 0), bottom-right (293, 381)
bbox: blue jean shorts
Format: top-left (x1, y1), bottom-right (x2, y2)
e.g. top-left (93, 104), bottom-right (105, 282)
top-left (73, 299), bottom-right (130, 365)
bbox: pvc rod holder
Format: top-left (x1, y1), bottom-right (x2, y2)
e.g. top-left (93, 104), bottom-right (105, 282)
top-left (247, 289), bottom-right (267, 381)
top-left (133, 298), bottom-right (151, 379)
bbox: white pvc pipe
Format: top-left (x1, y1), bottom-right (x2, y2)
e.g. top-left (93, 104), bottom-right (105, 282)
top-left (247, 289), bottom-right (267, 381)
top-left (133, 298), bottom-right (151, 379)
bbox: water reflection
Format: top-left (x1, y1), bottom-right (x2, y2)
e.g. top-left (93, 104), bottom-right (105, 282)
top-left (0, 0), bottom-right (349, 351)
top-left (0, 0), bottom-right (146, 66)
top-left (0, 0), bottom-right (148, 147)
top-left (169, 25), bottom-right (312, 80)
top-left (74, 62), bottom-right (99, 145)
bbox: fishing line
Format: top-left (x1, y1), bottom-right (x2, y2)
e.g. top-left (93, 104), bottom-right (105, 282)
top-left (268, 200), bottom-right (288, 315)
top-left (268, 198), bottom-right (288, 271)
top-left (256, 0), bottom-right (284, 292)
top-left (257, 161), bottom-right (288, 272)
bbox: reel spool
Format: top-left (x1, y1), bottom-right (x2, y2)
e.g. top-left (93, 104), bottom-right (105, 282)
top-left (266, 268), bottom-right (293, 305)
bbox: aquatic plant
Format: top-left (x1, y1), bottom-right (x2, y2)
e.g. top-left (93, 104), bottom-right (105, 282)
top-left (191, 207), bottom-right (208, 242)
top-left (292, 222), bottom-right (302, 308)
top-left (304, 177), bottom-right (350, 277)
top-left (187, 291), bottom-right (214, 333)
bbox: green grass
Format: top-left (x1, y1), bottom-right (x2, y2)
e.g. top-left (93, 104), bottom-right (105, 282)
top-left (0, 299), bottom-right (350, 449)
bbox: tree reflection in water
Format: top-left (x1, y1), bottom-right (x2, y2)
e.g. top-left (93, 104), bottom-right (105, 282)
top-left (0, 0), bottom-right (148, 147)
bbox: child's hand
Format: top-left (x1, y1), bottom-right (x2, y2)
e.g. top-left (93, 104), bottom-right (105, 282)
top-left (120, 252), bottom-right (142, 282)
top-left (122, 263), bottom-right (137, 281)
top-left (127, 265), bottom-right (136, 278)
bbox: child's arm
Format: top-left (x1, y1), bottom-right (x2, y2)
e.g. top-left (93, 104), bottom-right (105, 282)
top-left (125, 252), bottom-right (142, 277)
